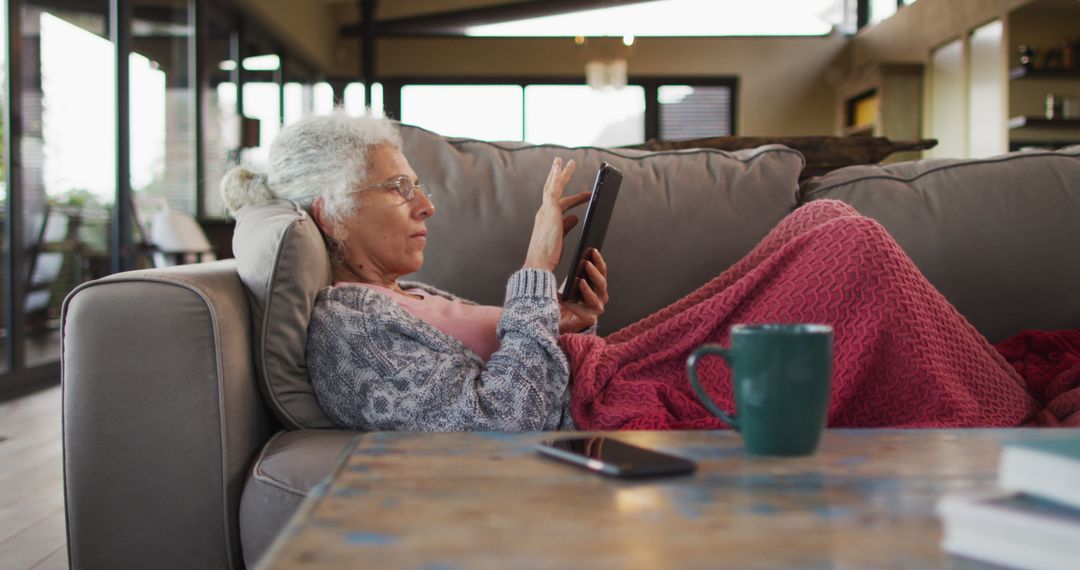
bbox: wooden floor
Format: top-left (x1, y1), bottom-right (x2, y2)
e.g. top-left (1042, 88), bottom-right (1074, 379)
top-left (0, 385), bottom-right (67, 569)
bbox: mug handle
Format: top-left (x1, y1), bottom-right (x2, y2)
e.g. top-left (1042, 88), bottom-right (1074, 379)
top-left (687, 344), bottom-right (740, 431)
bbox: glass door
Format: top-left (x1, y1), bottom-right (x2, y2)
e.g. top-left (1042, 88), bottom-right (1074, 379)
top-left (0, 0), bottom-right (8, 373)
top-left (18, 1), bottom-right (115, 367)
top-left (129, 0), bottom-right (197, 244)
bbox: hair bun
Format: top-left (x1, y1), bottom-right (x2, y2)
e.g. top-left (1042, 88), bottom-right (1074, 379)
top-left (220, 165), bottom-right (276, 215)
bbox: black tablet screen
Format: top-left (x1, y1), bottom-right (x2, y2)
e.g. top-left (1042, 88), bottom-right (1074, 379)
top-left (561, 162), bottom-right (622, 303)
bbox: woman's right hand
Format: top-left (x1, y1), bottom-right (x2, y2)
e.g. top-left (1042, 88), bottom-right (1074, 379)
top-left (523, 158), bottom-right (590, 272)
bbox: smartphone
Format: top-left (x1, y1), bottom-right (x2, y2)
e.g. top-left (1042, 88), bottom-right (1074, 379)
top-left (536, 437), bottom-right (697, 479)
top-left (561, 163), bottom-right (623, 303)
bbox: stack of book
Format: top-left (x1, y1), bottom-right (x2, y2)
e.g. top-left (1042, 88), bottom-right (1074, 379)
top-left (937, 438), bottom-right (1080, 570)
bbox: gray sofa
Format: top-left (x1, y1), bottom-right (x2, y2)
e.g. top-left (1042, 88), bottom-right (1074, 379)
top-left (61, 126), bottom-right (1080, 569)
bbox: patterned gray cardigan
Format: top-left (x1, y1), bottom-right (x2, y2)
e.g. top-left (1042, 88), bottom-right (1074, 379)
top-left (306, 268), bottom-right (576, 431)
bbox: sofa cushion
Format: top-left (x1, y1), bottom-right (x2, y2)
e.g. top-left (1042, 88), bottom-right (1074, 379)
top-left (233, 200), bottom-right (335, 429)
top-left (401, 124), bottom-right (806, 334)
top-left (239, 430), bottom-right (357, 565)
top-left (800, 145), bottom-right (1080, 343)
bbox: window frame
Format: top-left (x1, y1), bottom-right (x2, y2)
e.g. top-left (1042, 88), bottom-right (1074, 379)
top-left (373, 75), bottom-right (739, 143)
top-left (856, 0), bottom-right (913, 32)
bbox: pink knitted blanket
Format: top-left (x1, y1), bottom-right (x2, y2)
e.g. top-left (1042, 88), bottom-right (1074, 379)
top-left (560, 200), bottom-right (1041, 430)
top-left (996, 329), bottom-right (1080, 427)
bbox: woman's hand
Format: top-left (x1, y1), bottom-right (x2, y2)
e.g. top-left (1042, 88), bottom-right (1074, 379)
top-left (559, 249), bottom-right (609, 334)
top-left (523, 158), bottom-right (590, 272)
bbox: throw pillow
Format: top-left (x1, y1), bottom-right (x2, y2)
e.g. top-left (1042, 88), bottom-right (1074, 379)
top-left (232, 200), bottom-right (334, 429)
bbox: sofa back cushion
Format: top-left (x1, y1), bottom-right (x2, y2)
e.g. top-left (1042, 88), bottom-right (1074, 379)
top-left (800, 145), bottom-right (1080, 343)
top-left (233, 200), bottom-right (334, 429)
top-left (401, 124), bottom-right (806, 334)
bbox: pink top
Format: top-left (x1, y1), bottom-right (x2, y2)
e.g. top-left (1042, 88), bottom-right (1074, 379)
top-left (355, 283), bottom-right (504, 362)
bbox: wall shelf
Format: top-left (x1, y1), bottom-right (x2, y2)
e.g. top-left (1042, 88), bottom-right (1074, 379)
top-left (1008, 66), bottom-right (1080, 80)
top-left (1008, 116), bottom-right (1080, 130)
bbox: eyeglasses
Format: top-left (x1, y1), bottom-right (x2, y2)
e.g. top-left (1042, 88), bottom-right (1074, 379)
top-left (362, 176), bottom-right (427, 202)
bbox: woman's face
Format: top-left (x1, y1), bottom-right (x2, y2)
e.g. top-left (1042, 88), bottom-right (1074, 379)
top-left (329, 145), bottom-right (435, 282)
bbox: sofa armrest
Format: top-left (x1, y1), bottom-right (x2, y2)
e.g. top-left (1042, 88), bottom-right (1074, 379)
top-left (61, 260), bottom-right (277, 570)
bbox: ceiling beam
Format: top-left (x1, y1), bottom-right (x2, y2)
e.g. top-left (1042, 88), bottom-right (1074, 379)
top-left (341, 0), bottom-right (656, 37)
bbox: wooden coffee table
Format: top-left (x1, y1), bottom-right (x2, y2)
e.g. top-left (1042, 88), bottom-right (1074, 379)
top-left (256, 429), bottom-right (1074, 569)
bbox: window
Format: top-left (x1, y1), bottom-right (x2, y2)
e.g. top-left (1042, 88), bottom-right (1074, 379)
top-left (344, 83), bottom-right (365, 116)
top-left (240, 54), bottom-right (283, 170)
top-left (313, 82), bottom-right (335, 115)
top-left (1, 0), bottom-right (349, 387)
top-left (370, 83), bottom-right (385, 116)
top-left (862, 0), bottom-right (917, 30)
top-left (40, 13), bottom-right (116, 209)
top-left (201, 17), bottom-right (235, 220)
top-left (869, 0), bottom-right (899, 25)
top-left (342, 82), bottom-right (385, 117)
top-left (658, 85), bottom-right (734, 140)
top-left (394, 79), bottom-right (734, 146)
top-left (26, 8), bottom-right (117, 366)
top-left (202, 79), bottom-right (237, 219)
top-left (401, 85), bottom-right (524, 141)
top-left (283, 82), bottom-right (309, 126)
top-left (0, 3), bottom-right (8, 372)
top-left (524, 85), bottom-right (644, 147)
top-left (240, 81), bottom-right (281, 168)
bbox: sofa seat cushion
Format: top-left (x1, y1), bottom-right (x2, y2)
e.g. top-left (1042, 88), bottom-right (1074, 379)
top-left (800, 145), bottom-right (1080, 343)
top-left (240, 429), bottom-right (357, 565)
top-left (402, 124), bottom-right (806, 334)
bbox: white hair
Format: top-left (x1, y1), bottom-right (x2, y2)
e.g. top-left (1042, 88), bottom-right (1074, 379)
top-left (219, 110), bottom-right (402, 225)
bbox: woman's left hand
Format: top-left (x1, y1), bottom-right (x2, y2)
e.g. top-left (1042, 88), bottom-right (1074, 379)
top-left (558, 248), bottom-right (609, 334)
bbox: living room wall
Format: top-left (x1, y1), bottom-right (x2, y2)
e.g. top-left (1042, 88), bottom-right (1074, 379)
top-left (370, 36), bottom-right (848, 137)
top-left (849, 0), bottom-right (1033, 67)
top-left (848, 0), bottom-right (1079, 156)
top-left (240, 0), bottom-right (1080, 145)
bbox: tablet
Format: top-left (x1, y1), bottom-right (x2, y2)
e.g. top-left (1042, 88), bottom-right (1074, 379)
top-left (561, 162), bottom-right (622, 303)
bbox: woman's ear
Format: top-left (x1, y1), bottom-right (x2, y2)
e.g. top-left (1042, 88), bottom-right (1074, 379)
top-left (310, 197), bottom-right (337, 240)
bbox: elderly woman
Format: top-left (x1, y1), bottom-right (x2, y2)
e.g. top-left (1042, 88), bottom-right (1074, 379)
top-left (222, 112), bottom-right (1044, 432)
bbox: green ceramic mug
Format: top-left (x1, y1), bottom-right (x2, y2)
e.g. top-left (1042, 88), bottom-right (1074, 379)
top-left (687, 324), bottom-right (833, 456)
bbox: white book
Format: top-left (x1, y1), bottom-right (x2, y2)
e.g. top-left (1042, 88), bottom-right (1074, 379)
top-left (999, 439), bottom-right (1080, 511)
top-left (937, 491), bottom-right (1080, 570)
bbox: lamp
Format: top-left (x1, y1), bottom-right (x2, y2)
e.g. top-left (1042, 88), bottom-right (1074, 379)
top-left (579, 36), bottom-right (634, 90)
top-left (585, 59), bottom-right (628, 90)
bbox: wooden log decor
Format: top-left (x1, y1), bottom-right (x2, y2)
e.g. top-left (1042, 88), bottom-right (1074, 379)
top-left (628, 137), bottom-right (939, 179)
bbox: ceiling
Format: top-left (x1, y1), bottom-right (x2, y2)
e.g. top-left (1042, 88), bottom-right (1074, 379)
top-left (322, 0), bottom-right (659, 36)
top-left (250, 0), bottom-right (1070, 76)
top-left (1016, 0), bottom-right (1080, 12)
